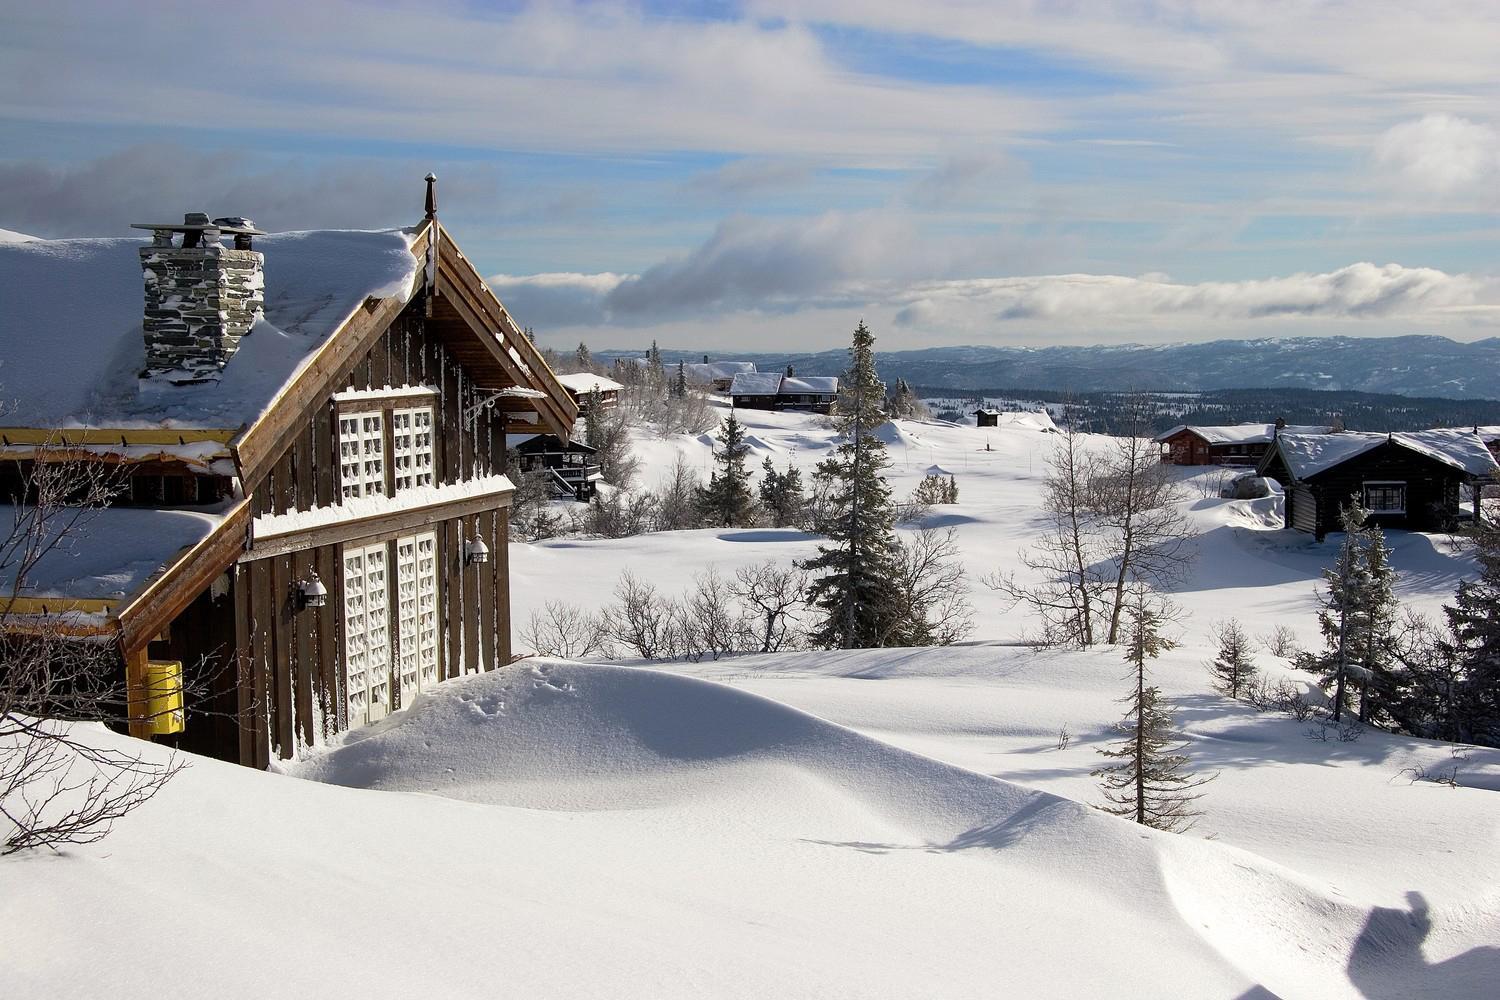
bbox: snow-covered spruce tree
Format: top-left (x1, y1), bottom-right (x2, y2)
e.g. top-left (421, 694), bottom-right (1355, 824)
top-left (1094, 593), bottom-right (1213, 832)
top-left (1206, 618), bottom-right (1257, 700)
top-left (888, 378), bottom-right (931, 420)
top-left (802, 321), bottom-right (904, 649)
top-left (758, 456), bottom-right (805, 528)
top-left (698, 413), bottom-right (757, 528)
top-left (1309, 501), bottom-right (1400, 723)
top-left (1438, 523), bottom-right (1500, 745)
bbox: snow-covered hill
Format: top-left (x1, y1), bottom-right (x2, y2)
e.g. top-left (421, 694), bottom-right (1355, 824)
top-left (6, 402), bottom-right (1497, 999)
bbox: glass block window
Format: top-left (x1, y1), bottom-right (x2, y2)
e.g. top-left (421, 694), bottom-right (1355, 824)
top-left (339, 411), bottom-right (386, 500)
top-left (343, 542), bottom-right (390, 726)
top-left (395, 531), bottom-right (440, 709)
top-left (392, 406), bottom-right (435, 492)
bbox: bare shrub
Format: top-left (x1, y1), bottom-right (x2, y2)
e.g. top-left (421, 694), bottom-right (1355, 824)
top-left (887, 526), bottom-right (974, 646)
top-left (1247, 677), bottom-right (1317, 721)
top-left (676, 569), bottom-right (753, 662)
top-left (521, 601), bottom-right (613, 659)
top-left (572, 489), bottom-right (658, 538)
top-left (603, 571), bottom-right (678, 659)
top-left (1258, 624), bottom-right (1300, 658)
top-left (731, 561), bottom-right (810, 653)
top-left (2, 446), bottom-right (184, 854)
top-left (655, 455), bottom-right (706, 532)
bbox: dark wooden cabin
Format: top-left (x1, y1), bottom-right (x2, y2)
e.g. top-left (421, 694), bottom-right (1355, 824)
top-left (730, 371), bottom-right (839, 414)
top-left (513, 434), bottom-right (602, 500)
top-left (0, 180), bottom-right (577, 768)
top-left (1156, 421), bottom-right (1334, 466)
top-left (1257, 430), bottom-right (1498, 540)
top-left (974, 409), bottom-right (999, 428)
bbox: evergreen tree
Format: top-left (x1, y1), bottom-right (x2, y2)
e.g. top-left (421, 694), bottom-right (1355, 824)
top-left (887, 377), bottom-right (930, 420)
top-left (647, 340), bottom-right (665, 394)
top-left (1094, 594), bottom-right (1212, 831)
top-left (1310, 501), bottom-right (1400, 723)
top-left (758, 457), bottom-right (805, 528)
top-left (1206, 618), bottom-right (1257, 700)
top-left (1437, 524), bottom-right (1500, 744)
top-left (574, 342), bottom-right (593, 371)
top-left (946, 475), bottom-right (959, 504)
top-left (803, 321), bottom-right (903, 648)
top-left (672, 361), bottom-right (689, 400)
top-left (698, 414), bottom-right (757, 527)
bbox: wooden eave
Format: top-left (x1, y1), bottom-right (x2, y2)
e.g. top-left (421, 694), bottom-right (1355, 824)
top-left (231, 218), bottom-right (577, 488)
top-left (0, 427), bottom-right (238, 448)
top-left (115, 500), bottom-right (252, 654)
top-left (243, 485), bottom-right (512, 562)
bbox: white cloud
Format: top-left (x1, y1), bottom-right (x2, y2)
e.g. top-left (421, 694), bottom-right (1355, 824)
top-left (1373, 114), bottom-right (1500, 199)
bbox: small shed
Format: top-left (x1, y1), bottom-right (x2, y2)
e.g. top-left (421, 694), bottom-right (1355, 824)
top-left (974, 409), bottom-right (999, 428)
top-left (1257, 430), bottom-right (1499, 540)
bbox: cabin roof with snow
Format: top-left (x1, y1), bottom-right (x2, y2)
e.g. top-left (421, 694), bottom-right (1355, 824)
top-left (1154, 423), bottom-right (1333, 446)
top-left (781, 376), bottom-right (838, 394)
top-left (0, 231), bottom-right (418, 429)
top-left (1268, 429), bottom-right (1499, 481)
top-left (729, 371), bottom-right (786, 395)
top-left (555, 372), bottom-right (625, 395)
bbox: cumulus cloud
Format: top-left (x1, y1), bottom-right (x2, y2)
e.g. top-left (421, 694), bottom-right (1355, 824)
top-left (1373, 114), bottom-right (1500, 199)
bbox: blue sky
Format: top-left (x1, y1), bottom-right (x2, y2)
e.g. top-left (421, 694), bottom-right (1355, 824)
top-left (2, 0), bottom-right (1498, 351)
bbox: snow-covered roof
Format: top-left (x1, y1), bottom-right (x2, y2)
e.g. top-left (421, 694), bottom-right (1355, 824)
top-left (993, 411), bottom-right (1057, 432)
top-left (0, 502), bottom-right (232, 603)
top-left (555, 372), bottom-right (624, 395)
top-left (781, 376), bottom-right (838, 394)
top-left (1274, 430), bottom-right (1500, 480)
top-left (730, 372), bottom-right (785, 395)
top-left (1434, 425), bottom-right (1500, 444)
top-left (1155, 423), bottom-right (1332, 445)
top-left (0, 230), bottom-right (418, 429)
top-left (683, 361), bottom-right (756, 382)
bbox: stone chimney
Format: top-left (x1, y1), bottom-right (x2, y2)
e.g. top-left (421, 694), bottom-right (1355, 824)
top-left (131, 213), bottom-right (265, 383)
top-left (786, 364), bottom-right (796, 377)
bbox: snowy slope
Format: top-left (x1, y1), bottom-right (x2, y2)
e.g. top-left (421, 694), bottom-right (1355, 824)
top-left (9, 657), bottom-right (1496, 998)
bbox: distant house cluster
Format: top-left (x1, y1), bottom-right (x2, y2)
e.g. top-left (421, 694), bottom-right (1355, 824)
top-left (1154, 421), bottom-right (1334, 466)
top-left (730, 369), bottom-right (840, 414)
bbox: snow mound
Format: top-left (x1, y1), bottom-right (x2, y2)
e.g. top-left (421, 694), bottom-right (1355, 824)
top-left (0, 227), bottom-right (38, 243)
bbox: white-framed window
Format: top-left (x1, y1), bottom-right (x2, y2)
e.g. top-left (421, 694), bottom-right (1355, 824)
top-left (392, 406), bottom-right (435, 492)
top-left (395, 531), bottom-right (440, 708)
top-left (1363, 480), bottom-right (1407, 514)
top-left (339, 411), bottom-right (386, 500)
top-left (343, 542), bottom-right (391, 726)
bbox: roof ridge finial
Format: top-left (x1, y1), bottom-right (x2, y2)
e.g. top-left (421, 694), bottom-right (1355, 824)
top-left (424, 173), bottom-right (438, 221)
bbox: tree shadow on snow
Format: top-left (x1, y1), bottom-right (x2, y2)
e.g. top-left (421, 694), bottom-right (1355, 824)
top-left (1346, 891), bottom-right (1500, 1000)
top-left (803, 795), bottom-right (1065, 856)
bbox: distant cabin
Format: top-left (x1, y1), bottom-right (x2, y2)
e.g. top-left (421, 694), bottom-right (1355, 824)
top-left (1257, 430), bottom-right (1498, 540)
top-left (975, 409), bottom-right (999, 427)
top-left (512, 434), bottom-right (601, 501)
top-left (973, 409), bottom-right (1056, 432)
top-left (555, 372), bottom-right (624, 413)
top-left (1156, 422), bottom-right (1334, 466)
top-left (730, 371), bottom-right (839, 414)
top-left (0, 182), bottom-right (578, 768)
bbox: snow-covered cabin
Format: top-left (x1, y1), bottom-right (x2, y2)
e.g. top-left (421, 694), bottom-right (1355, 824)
top-left (511, 434), bottom-right (602, 501)
top-left (1257, 429), bottom-right (1499, 540)
top-left (0, 180), bottom-right (577, 767)
top-left (730, 371), bottom-right (839, 414)
top-left (1156, 421), bottom-right (1335, 466)
top-left (555, 371), bottom-right (624, 413)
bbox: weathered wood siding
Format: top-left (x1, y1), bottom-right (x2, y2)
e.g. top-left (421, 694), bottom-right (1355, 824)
top-left (1303, 442), bottom-right (1463, 539)
top-left (149, 294), bottom-right (517, 767)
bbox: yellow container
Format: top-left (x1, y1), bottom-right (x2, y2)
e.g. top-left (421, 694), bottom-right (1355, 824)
top-left (145, 659), bottom-right (185, 736)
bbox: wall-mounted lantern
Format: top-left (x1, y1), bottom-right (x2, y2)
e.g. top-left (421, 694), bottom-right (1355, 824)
top-left (298, 572), bottom-right (329, 610)
top-left (465, 536), bottom-right (490, 565)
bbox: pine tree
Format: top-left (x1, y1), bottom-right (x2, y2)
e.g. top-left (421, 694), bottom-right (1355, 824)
top-left (1094, 594), bottom-right (1212, 831)
top-left (672, 361), bottom-right (688, 400)
top-left (647, 340), bottom-right (665, 395)
top-left (574, 342), bottom-right (593, 371)
top-left (1206, 618), bottom-right (1257, 700)
top-left (803, 321), bottom-right (903, 648)
top-left (699, 413), bottom-right (756, 527)
top-left (1438, 524), bottom-right (1500, 744)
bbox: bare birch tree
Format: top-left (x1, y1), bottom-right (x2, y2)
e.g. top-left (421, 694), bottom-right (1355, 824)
top-left (984, 416), bottom-right (1110, 647)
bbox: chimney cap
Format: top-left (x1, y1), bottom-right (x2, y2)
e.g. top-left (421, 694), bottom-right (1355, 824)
top-left (130, 213), bottom-right (264, 236)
